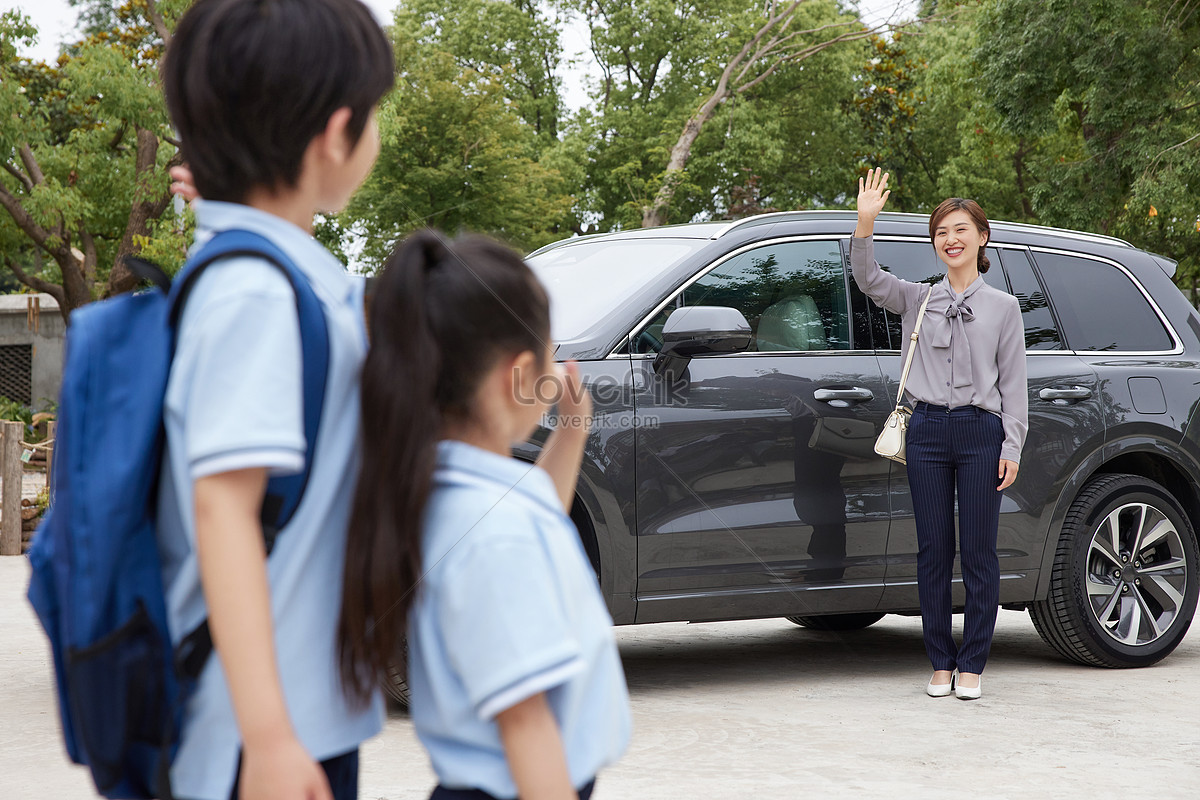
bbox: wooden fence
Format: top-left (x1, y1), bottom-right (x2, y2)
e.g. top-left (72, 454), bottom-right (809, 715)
top-left (0, 420), bottom-right (53, 555)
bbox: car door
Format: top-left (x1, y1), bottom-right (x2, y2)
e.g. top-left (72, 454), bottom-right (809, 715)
top-left (630, 237), bottom-right (893, 623)
top-left (871, 239), bottom-right (1104, 609)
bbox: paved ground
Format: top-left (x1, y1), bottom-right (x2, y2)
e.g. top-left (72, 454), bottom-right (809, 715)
top-left (3, 555), bottom-right (1198, 799)
top-left (0, 468), bottom-right (51, 501)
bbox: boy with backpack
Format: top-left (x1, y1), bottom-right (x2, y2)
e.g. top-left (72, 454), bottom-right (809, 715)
top-left (155, 2), bottom-right (394, 798)
top-left (48, 2), bottom-right (401, 799)
top-left (29, 3), bottom-right (393, 795)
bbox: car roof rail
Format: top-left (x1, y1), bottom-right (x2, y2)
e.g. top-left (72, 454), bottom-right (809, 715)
top-left (710, 210), bottom-right (1135, 249)
top-left (988, 219), bottom-right (1135, 248)
top-left (710, 210), bottom-right (862, 238)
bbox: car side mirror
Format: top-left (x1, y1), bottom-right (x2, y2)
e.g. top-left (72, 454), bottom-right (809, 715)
top-left (653, 305), bottom-right (752, 379)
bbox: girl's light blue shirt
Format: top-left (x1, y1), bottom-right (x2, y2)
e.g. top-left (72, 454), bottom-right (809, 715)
top-left (408, 440), bottom-right (631, 797)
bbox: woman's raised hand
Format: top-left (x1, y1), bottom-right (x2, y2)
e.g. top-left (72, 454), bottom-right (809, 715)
top-left (856, 168), bottom-right (891, 222)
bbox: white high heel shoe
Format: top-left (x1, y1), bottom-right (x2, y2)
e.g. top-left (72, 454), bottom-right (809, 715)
top-left (955, 673), bottom-right (982, 700)
top-left (925, 671), bottom-right (955, 697)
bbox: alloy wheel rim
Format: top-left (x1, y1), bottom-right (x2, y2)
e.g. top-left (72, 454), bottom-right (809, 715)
top-left (1086, 502), bottom-right (1188, 647)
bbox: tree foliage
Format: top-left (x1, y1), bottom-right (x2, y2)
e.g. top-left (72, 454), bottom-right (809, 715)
top-left (976, 0), bottom-right (1200, 287)
top-left (393, 0), bottom-right (564, 143)
top-left (837, 0), bottom-right (1200, 291)
top-left (344, 12), bottom-right (577, 265)
top-left (0, 0), bottom-right (189, 319)
top-left (5, 0), bottom-right (1200, 305)
top-left (558, 0), bottom-right (877, 229)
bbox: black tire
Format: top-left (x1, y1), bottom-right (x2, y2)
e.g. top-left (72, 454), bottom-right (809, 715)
top-left (383, 639), bottom-right (410, 708)
top-left (787, 612), bottom-right (885, 631)
top-left (1029, 473), bottom-right (1200, 668)
top-left (570, 501), bottom-right (601, 580)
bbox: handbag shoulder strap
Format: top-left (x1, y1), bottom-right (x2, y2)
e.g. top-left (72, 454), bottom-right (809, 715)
top-left (893, 286), bottom-right (935, 410)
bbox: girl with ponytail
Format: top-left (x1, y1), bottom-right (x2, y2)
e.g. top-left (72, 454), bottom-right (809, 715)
top-left (339, 230), bottom-right (630, 799)
top-left (851, 170), bottom-right (1028, 701)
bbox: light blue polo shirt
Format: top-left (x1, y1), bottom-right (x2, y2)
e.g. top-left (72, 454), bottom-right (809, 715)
top-left (408, 440), bottom-right (631, 797)
top-left (155, 200), bottom-right (384, 800)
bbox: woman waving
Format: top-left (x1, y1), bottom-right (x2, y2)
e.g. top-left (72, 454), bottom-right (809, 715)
top-left (852, 168), bottom-right (1028, 700)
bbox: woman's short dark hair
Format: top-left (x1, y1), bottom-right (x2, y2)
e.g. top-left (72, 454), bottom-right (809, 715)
top-left (162, 0), bottom-right (394, 203)
top-left (929, 197), bottom-right (992, 273)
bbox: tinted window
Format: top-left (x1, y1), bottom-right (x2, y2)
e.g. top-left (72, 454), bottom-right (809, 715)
top-left (845, 242), bottom-right (874, 353)
top-left (870, 241), bottom-right (941, 350)
top-left (868, 241), bottom-right (1004, 349)
top-left (998, 248), bottom-right (1063, 350)
top-left (633, 240), bottom-right (850, 354)
top-left (1034, 252), bottom-right (1173, 352)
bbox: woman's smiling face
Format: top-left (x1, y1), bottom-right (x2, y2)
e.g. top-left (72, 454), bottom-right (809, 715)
top-left (933, 209), bottom-right (988, 270)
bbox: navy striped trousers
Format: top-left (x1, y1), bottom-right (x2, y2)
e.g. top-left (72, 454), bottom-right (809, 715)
top-left (906, 402), bottom-right (1004, 674)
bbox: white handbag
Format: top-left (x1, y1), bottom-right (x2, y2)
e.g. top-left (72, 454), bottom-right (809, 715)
top-left (874, 287), bottom-right (934, 464)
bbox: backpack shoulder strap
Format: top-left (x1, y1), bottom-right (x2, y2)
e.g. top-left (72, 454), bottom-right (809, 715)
top-left (168, 229), bottom-right (330, 542)
top-left (169, 230), bottom-right (331, 681)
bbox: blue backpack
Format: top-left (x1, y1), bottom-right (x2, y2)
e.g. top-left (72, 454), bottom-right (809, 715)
top-left (26, 230), bottom-right (329, 800)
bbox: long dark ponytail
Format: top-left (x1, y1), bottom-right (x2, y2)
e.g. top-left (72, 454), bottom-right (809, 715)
top-left (338, 229), bottom-right (550, 705)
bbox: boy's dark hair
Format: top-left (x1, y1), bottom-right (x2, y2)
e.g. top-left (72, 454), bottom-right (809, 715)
top-left (162, 0), bottom-right (394, 203)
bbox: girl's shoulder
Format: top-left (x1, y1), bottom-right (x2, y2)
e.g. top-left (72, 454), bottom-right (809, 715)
top-left (422, 482), bottom-right (519, 549)
top-left (425, 477), bottom-right (559, 555)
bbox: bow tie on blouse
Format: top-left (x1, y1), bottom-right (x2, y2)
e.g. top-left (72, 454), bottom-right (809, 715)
top-left (928, 279), bottom-right (983, 389)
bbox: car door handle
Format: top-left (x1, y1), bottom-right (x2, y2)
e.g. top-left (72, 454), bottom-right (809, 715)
top-left (814, 387), bottom-right (874, 404)
top-left (1039, 386), bottom-right (1092, 401)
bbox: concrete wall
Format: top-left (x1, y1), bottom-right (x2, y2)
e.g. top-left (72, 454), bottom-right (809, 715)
top-left (0, 294), bottom-right (65, 408)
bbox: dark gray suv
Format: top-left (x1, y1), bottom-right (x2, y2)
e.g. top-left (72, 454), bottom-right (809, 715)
top-left (511, 210), bottom-right (1200, 671)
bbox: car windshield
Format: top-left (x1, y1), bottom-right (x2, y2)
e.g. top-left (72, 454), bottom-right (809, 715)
top-left (527, 238), bottom-right (706, 341)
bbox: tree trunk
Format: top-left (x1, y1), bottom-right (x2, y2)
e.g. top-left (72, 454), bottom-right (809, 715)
top-left (106, 128), bottom-right (179, 298)
top-left (642, 86), bottom-right (729, 228)
top-left (1012, 138), bottom-right (1035, 220)
top-left (56, 250), bottom-right (92, 323)
top-left (634, 3), bottom-right (920, 229)
top-left (639, 1), bottom-right (815, 227)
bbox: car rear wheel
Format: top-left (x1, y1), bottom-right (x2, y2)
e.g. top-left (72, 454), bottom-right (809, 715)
top-left (1030, 473), bottom-right (1200, 667)
top-left (787, 612), bottom-right (885, 631)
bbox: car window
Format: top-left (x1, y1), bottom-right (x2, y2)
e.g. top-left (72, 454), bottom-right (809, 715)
top-left (632, 240), bottom-right (851, 354)
top-left (527, 238), bottom-right (708, 342)
top-left (998, 248), bottom-right (1064, 350)
top-left (868, 241), bottom-right (1003, 349)
top-left (1033, 252), bottom-right (1174, 352)
top-left (868, 241), bottom-right (940, 350)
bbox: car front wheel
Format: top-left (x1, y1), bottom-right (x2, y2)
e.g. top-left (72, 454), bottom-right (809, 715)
top-left (384, 639), bottom-right (410, 708)
top-left (1030, 473), bottom-right (1200, 667)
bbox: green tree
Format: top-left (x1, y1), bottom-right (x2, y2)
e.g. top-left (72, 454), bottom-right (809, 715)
top-left (547, 0), bottom-right (721, 230)
top-left (344, 19), bottom-right (576, 266)
top-left (393, 0), bottom-right (564, 144)
top-left (977, 0), bottom-right (1200, 294)
top-left (686, 14), bottom-right (869, 217)
top-left (0, 0), bottom-right (189, 318)
top-left (914, 1), bottom-right (1036, 221)
top-left (559, 0), bottom-right (928, 229)
top-left (638, 0), bottom-right (896, 227)
top-left (847, 1), bottom-right (1035, 220)
top-left (848, 32), bottom-right (929, 211)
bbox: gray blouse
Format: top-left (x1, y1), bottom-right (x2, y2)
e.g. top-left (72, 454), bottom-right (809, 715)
top-left (851, 236), bottom-right (1029, 463)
